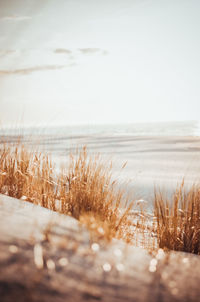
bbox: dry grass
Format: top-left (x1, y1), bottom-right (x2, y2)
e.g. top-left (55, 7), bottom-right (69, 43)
top-left (0, 144), bottom-right (56, 207)
top-left (0, 144), bottom-right (135, 242)
top-left (154, 181), bottom-right (200, 254)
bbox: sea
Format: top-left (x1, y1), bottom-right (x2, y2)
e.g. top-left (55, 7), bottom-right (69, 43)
top-left (1, 120), bottom-right (199, 137)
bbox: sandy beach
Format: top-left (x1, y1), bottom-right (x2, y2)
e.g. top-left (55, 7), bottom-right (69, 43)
top-left (98, 135), bottom-right (200, 201)
top-left (1, 132), bottom-right (200, 207)
top-left (36, 134), bottom-right (200, 196)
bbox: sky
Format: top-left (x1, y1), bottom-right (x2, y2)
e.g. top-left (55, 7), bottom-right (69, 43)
top-left (0, 0), bottom-right (200, 127)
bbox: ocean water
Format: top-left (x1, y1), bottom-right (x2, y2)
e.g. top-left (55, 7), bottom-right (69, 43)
top-left (52, 120), bottom-right (200, 137)
top-left (1, 120), bottom-right (199, 137)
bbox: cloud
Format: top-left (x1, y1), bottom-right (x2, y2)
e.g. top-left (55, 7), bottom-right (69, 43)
top-left (54, 48), bottom-right (72, 54)
top-left (1, 15), bottom-right (31, 21)
top-left (53, 48), bottom-right (109, 57)
top-left (0, 65), bottom-right (68, 75)
top-left (78, 48), bottom-right (101, 55)
top-left (0, 50), bottom-right (16, 57)
top-left (102, 50), bottom-right (109, 56)
top-left (78, 48), bottom-right (109, 56)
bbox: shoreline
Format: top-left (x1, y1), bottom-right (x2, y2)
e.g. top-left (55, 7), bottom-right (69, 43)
top-left (1, 134), bottom-right (200, 203)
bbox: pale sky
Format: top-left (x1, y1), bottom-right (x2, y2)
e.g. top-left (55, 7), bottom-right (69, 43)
top-left (0, 0), bottom-right (200, 127)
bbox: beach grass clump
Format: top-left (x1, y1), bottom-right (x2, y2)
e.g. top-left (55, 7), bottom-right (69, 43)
top-left (0, 144), bottom-right (135, 242)
top-left (154, 181), bottom-right (200, 254)
top-left (57, 147), bottom-right (135, 241)
top-left (0, 144), bottom-right (56, 209)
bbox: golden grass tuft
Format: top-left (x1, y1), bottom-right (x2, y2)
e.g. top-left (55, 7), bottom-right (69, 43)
top-left (0, 144), bottom-right (56, 208)
top-left (0, 144), bottom-right (135, 242)
top-left (154, 181), bottom-right (200, 254)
